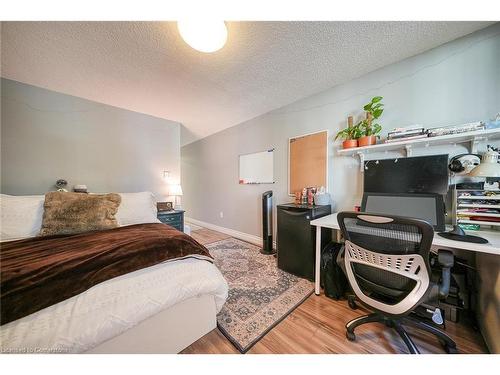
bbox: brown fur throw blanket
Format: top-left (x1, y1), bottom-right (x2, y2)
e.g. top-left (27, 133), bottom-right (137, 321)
top-left (1, 223), bottom-right (212, 325)
top-left (39, 191), bottom-right (121, 236)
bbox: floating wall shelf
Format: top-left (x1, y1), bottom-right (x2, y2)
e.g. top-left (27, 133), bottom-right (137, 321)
top-left (337, 128), bottom-right (500, 172)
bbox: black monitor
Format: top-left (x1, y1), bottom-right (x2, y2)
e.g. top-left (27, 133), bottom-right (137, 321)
top-left (361, 192), bottom-right (445, 231)
top-left (364, 154), bottom-right (449, 195)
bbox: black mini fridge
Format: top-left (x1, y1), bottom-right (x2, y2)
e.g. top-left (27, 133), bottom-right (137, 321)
top-left (277, 204), bottom-right (332, 280)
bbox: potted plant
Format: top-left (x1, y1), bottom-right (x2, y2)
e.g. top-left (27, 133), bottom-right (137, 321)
top-left (358, 96), bottom-right (384, 147)
top-left (335, 120), bottom-right (362, 149)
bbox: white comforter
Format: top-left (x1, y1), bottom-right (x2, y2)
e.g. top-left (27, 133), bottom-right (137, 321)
top-left (0, 258), bottom-right (228, 353)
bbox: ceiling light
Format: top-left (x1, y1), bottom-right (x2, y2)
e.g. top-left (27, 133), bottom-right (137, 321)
top-left (177, 20), bottom-right (227, 53)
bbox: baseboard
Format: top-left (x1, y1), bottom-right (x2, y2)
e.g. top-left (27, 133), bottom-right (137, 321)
top-left (186, 217), bottom-right (277, 249)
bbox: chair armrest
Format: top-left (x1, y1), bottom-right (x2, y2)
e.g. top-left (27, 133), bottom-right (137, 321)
top-left (437, 250), bottom-right (454, 299)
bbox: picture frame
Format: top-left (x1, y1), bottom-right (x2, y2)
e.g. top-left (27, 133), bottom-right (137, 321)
top-left (157, 201), bottom-right (174, 212)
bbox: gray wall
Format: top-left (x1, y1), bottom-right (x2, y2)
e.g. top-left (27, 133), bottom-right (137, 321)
top-left (181, 23), bottom-right (500, 353)
top-left (182, 23), bottom-right (500, 236)
top-left (1, 78), bottom-right (180, 198)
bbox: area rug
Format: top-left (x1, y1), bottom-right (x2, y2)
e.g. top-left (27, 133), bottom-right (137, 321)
top-left (205, 238), bottom-right (314, 353)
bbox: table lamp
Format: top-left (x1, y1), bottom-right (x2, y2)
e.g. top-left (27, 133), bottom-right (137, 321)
top-left (438, 148), bottom-right (500, 244)
top-left (168, 184), bottom-right (183, 210)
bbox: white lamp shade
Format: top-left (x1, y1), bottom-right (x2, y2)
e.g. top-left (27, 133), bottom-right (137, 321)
top-left (469, 150), bottom-right (500, 177)
top-left (168, 184), bottom-right (183, 196)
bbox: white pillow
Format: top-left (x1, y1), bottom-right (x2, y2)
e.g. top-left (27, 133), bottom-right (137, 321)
top-left (115, 191), bottom-right (160, 227)
top-left (0, 194), bottom-right (45, 241)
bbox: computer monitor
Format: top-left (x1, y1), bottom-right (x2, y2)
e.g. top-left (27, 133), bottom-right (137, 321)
top-left (363, 154), bottom-right (449, 195)
top-left (361, 192), bottom-right (445, 231)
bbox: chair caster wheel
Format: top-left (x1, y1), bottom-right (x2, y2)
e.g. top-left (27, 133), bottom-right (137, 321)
top-left (348, 297), bottom-right (358, 310)
top-left (346, 331), bottom-right (356, 341)
top-left (384, 320), bottom-right (395, 328)
top-left (445, 344), bottom-right (458, 354)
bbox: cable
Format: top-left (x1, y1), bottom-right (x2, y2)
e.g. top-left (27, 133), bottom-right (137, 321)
top-left (271, 30), bottom-right (500, 118)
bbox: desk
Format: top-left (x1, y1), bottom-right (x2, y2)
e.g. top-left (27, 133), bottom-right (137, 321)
top-left (311, 212), bottom-right (500, 295)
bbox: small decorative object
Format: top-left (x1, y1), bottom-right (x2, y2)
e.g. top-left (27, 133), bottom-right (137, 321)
top-left (335, 115), bottom-right (362, 149)
top-left (55, 179), bottom-right (68, 192)
top-left (73, 184), bottom-right (88, 193)
top-left (485, 113), bottom-right (500, 129)
top-left (358, 96), bottom-right (384, 147)
top-left (157, 201), bottom-right (174, 212)
top-left (294, 192), bottom-right (301, 205)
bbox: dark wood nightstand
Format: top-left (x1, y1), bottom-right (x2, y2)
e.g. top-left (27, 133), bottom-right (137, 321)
top-left (157, 210), bottom-right (185, 232)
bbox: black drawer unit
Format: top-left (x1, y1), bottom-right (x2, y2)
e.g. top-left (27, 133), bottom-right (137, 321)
top-left (277, 204), bottom-right (331, 280)
top-left (157, 210), bottom-right (185, 232)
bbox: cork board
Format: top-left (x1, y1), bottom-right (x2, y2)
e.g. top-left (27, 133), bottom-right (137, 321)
top-left (288, 130), bottom-right (328, 195)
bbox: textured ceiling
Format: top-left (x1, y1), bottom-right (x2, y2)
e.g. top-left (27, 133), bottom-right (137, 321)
top-left (0, 21), bottom-right (494, 144)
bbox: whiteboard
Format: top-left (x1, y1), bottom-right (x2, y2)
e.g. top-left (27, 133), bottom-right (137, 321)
top-left (239, 150), bottom-right (274, 184)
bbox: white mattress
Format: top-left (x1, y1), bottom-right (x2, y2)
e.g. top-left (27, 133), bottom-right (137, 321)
top-left (0, 258), bottom-right (228, 353)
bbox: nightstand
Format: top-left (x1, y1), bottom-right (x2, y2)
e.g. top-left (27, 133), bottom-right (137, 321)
top-left (157, 210), bottom-right (185, 232)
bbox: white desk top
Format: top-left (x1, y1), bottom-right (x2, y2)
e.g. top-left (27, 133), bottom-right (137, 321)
top-left (311, 212), bottom-right (500, 256)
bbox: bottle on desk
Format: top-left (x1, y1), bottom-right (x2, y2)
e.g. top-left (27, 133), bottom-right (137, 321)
top-left (301, 188), bottom-right (308, 205)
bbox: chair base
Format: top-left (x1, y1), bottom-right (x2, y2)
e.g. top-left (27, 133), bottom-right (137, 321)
top-left (346, 312), bottom-right (458, 354)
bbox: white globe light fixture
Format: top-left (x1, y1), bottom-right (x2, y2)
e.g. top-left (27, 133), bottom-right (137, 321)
top-left (177, 20), bottom-right (227, 53)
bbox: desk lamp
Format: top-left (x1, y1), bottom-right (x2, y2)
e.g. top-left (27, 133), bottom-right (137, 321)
top-left (468, 148), bottom-right (500, 178)
top-left (438, 148), bottom-right (500, 244)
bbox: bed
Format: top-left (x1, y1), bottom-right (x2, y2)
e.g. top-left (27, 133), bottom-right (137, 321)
top-left (0, 192), bottom-right (228, 354)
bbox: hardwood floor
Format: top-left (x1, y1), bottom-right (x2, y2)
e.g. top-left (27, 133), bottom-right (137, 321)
top-left (190, 228), bottom-right (231, 245)
top-left (184, 228), bottom-right (488, 354)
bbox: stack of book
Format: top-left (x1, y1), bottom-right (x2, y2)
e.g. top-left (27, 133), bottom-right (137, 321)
top-left (427, 121), bottom-right (484, 137)
top-left (385, 126), bottom-right (428, 143)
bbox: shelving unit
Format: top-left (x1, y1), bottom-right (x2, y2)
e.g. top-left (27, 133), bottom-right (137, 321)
top-left (456, 189), bottom-right (500, 230)
top-left (457, 219), bottom-right (500, 227)
top-left (456, 211), bottom-right (500, 218)
top-left (455, 195), bottom-right (500, 200)
top-left (459, 204), bottom-right (500, 209)
top-left (337, 128), bottom-right (500, 172)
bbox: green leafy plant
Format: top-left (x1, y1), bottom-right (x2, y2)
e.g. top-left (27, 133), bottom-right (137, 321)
top-left (335, 122), bottom-right (362, 141)
top-left (359, 96), bottom-right (384, 137)
top-left (359, 120), bottom-right (382, 137)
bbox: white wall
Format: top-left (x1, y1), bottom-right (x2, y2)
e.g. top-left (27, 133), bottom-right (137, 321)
top-left (1, 78), bottom-right (181, 198)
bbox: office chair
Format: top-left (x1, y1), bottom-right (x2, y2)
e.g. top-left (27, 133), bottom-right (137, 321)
top-left (337, 211), bottom-right (457, 354)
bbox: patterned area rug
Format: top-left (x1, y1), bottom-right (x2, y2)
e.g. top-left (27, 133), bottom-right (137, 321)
top-left (206, 238), bottom-right (314, 353)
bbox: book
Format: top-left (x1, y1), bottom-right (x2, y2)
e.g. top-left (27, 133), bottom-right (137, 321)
top-left (387, 130), bottom-right (426, 139)
top-left (390, 125), bottom-right (425, 132)
top-left (388, 126), bottom-right (425, 136)
top-left (427, 122), bottom-right (484, 137)
top-left (384, 134), bottom-right (429, 143)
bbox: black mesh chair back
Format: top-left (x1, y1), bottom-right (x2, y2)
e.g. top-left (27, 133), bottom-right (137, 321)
top-left (337, 212), bottom-right (434, 316)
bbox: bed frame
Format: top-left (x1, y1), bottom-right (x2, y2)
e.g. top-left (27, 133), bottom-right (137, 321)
top-left (85, 294), bottom-right (217, 354)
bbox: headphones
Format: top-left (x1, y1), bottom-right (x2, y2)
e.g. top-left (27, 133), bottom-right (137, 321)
top-left (448, 154), bottom-right (481, 174)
